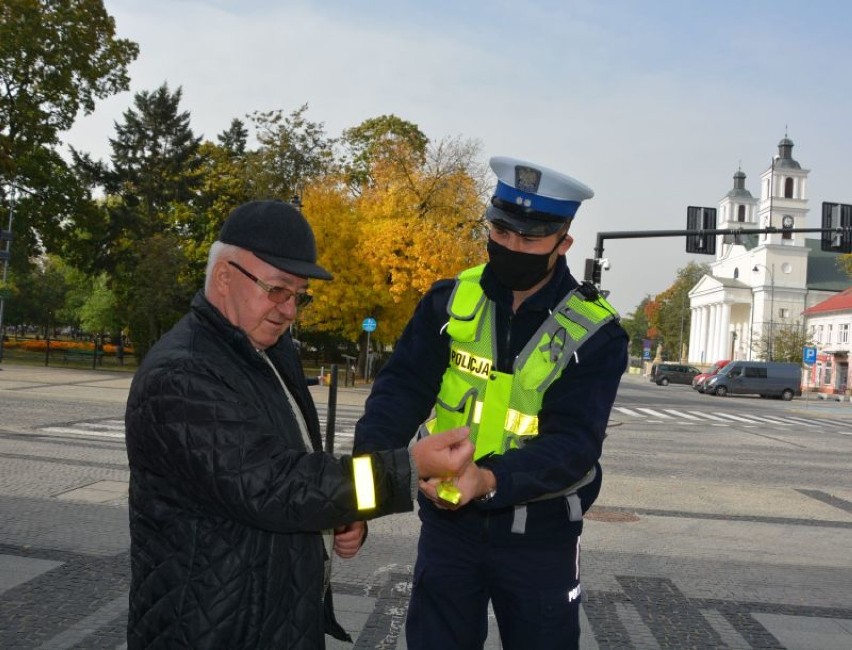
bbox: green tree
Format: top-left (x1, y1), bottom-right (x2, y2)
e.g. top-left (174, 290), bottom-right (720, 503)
top-left (106, 83), bottom-right (203, 233)
top-left (751, 321), bottom-right (809, 363)
top-left (121, 233), bottom-right (193, 358)
top-left (68, 84), bottom-right (203, 357)
top-left (217, 118), bottom-right (249, 156)
top-left (649, 262), bottom-right (709, 360)
top-left (620, 295), bottom-right (653, 358)
top-left (341, 114), bottom-right (429, 192)
top-left (0, 0), bottom-right (137, 357)
top-left (0, 0), bottom-right (138, 260)
top-left (78, 272), bottom-right (117, 335)
top-left (245, 104), bottom-right (334, 200)
top-left (2, 255), bottom-right (68, 335)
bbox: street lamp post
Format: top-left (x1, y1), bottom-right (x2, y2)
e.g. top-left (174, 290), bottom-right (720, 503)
top-left (752, 263), bottom-right (775, 361)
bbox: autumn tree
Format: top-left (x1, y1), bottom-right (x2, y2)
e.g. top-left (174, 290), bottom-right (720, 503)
top-left (838, 253), bottom-right (852, 278)
top-left (298, 119), bottom-right (487, 374)
top-left (648, 262), bottom-right (709, 360)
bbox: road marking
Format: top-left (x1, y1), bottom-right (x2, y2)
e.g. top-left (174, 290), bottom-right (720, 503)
top-left (40, 427), bottom-right (125, 439)
top-left (710, 412), bottom-right (769, 423)
top-left (635, 408), bottom-right (673, 419)
top-left (781, 414), bottom-right (838, 428)
top-left (662, 409), bottom-right (702, 420)
top-left (613, 406), bottom-right (642, 417)
top-left (730, 413), bottom-right (791, 425)
top-left (687, 411), bottom-right (729, 422)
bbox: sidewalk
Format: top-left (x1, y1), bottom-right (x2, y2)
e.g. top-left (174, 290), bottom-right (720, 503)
top-left (2, 362), bottom-right (852, 649)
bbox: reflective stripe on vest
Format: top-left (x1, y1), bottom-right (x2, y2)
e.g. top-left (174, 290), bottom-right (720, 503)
top-left (429, 264), bottom-right (618, 460)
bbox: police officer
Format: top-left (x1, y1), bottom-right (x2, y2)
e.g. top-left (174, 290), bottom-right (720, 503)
top-left (354, 157), bottom-right (628, 649)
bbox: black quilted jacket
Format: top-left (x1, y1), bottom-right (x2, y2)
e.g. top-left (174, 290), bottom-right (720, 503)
top-left (125, 292), bottom-right (413, 648)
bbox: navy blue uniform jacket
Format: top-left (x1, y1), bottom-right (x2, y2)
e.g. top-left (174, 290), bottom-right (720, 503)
top-left (354, 257), bottom-right (628, 547)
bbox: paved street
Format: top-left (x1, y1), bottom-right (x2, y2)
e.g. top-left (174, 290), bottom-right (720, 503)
top-left (1, 363), bottom-right (851, 649)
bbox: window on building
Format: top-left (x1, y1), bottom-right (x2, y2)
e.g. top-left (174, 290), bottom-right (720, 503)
top-left (827, 325), bottom-right (833, 344)
top-left (779, 308), bottom-right (789, 319)
top-left (840, 323), bottom-right (850, 344)
top-left (784, 177), bottom-right (794, 198)
top-left (815, 325), bottom-right (823, 343)
top-left (737, 205), bottom-right (746, 222)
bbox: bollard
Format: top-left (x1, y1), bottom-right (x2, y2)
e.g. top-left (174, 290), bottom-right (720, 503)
top-left (325, 363), bottom-right (338, 453)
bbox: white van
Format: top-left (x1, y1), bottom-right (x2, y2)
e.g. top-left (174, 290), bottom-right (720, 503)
top-left (703, 361), bottom-right (802, 400)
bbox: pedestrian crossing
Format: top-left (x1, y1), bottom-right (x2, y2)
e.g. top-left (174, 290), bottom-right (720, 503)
top-left (34, 405), bottom-right (366, 454)
top-left (611, 406), bottom-right (847, 431)
top-left (33, 404), bottom-right (849, 442)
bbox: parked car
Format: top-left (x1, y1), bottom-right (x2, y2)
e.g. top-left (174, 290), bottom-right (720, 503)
top-left (703, 361), bottom-right (802, 400)
top-left (649, 363), bottom-right (702, 386)
top-left (692, 359), bottom-right (731, 392)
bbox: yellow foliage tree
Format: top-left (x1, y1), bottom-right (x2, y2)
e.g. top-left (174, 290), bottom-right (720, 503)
top-left (300, 136), bottom-right (487, 347)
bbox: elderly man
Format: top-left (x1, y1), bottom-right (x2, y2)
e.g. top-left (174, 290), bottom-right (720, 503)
top-left (125, 200), bottom-right (474, 649)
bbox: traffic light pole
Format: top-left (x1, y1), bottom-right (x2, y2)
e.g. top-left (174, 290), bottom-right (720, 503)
top-left (586, 225), bottom-right (850, 286)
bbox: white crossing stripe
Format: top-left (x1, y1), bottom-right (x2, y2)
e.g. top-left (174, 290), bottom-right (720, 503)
top-left (634, 408), bottom-right (673, 419)
top-left (40, 426), bottom-right (125, 439)
top-left (662, 409), bottom-right (703, 420)
top-left (732, 413), bottom-right (791, 425)
top-left (710, 412), bottom-right (765, 423)
top-left (687, 411), bottom-right (731, 422)
top-left (613, 407), bottom-right (643, 417)
top-left (780, 415), bottom-right (834, 428)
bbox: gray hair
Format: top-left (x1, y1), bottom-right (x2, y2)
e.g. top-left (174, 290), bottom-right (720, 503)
top-left (204, 241), bottom-right (243, 294)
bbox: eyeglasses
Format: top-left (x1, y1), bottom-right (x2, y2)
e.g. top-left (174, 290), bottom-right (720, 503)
top-left (228, 261), bottom-right (313, 308)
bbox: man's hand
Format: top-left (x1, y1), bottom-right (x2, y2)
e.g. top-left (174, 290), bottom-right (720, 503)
top-left (410, 426), bottom-right (474, 479)
top-left (333, 521), bottom-right (366, 559)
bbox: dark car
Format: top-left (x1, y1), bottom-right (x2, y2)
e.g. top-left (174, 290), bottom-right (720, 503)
top-left (650, 363), bottom-right (702, 386)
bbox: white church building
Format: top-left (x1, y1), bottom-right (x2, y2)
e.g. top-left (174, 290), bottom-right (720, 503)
top-left (687, 137), bottom-right (848, 365)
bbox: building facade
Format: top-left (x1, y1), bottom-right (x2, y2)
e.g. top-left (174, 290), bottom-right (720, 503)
top-left (687, 137), bottom-right (849, 365)
top-left (802, 287), bottom-right (852, 395)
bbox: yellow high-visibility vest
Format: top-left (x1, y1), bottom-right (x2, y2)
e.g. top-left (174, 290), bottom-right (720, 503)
top-left (426, 264), bottom-right (618, 460)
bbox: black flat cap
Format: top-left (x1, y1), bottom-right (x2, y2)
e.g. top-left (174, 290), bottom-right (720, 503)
top-left (219, 200), bottom-right (332, 280)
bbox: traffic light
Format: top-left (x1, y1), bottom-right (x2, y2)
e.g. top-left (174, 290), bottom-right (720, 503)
top-left (821, 202), bottom-right (852, 253)
top-left (685, 206), bottom-right (717, 254)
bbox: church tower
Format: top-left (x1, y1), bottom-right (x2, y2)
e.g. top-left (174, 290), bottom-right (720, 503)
top-left (752, 135), bottom-right (811, 347)
top-left (715, 167), bottom-right (758, 257)
top-left (757, 136), bottom-right (809, 248)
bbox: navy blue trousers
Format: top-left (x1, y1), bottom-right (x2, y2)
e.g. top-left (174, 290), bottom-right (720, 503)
top-left (405, 521), bottom-right (582, 650)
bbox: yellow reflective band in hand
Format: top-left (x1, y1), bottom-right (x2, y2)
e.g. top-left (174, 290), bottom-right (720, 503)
top-left (353, 456), bottom-right (376, 510)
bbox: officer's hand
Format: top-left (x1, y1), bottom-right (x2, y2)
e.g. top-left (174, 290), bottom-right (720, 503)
top-left (410, 427), bottom-right (473, 479)
top-left (333, 521), bottom-right (367, 559)
top-left (418, 464), bottom-right (496, 510)
top-left (453, 463), bottom-right (496, 507)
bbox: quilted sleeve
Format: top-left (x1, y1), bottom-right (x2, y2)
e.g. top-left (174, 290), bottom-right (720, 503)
top-left (125, 362), bottom-right (413, 532)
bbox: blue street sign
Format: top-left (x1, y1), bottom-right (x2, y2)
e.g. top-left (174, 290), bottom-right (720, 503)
top-left (803, 345), bottom-right (817, 366)
top-left (362, 317), bottom-right (377, 333)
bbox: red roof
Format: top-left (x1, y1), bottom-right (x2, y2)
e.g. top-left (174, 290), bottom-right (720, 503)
top-left (804, 286), bottom-right (852, 314)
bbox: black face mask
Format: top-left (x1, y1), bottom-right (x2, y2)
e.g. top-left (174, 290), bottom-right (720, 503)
top-left (486, 235), bottom-right (564, 291)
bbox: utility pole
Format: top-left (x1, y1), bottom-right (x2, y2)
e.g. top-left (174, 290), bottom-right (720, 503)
top-left (0, 183), bottom-right (16, 364)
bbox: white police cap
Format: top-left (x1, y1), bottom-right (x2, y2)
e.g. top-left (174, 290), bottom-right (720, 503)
top-left (486, 156), bottom-right (594, 236)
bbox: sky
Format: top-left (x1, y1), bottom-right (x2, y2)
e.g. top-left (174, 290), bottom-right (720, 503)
top-left (63, 0), bottom-right (852, 314)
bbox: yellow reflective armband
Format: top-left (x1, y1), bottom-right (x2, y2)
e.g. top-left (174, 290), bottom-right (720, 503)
top-left (353, 456), bottom-right (376, 510)
top-left (437, 480), bottom-right (461, 505)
